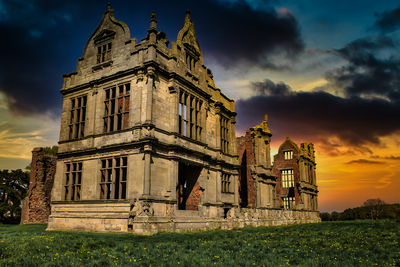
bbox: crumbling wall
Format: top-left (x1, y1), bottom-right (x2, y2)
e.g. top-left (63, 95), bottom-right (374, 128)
top-left (20, 148), bottom-right (56, 224)
top-left (236, 134), bottom-right (257, 207)
top-left (185, 181), bottom-right (203, 210)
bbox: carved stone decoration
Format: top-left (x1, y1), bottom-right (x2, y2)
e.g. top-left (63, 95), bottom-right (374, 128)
top-left (138, 202), bottom-right (154, 216)
top-left (129, 200), bottom-right (154, 219)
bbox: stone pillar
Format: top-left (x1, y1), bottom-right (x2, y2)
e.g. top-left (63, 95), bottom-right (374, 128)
top-left (230, 118), bottom-right (237, 155)
top-left (215, 105), bottom-right (221, 149)
top-left (143, 67), bottom-right (155, 124)
top-left (216, 170), bottom-right (222, 203)
top-left (168, 81), bottom-right (178, 133)
top-left (143, 145), bottom-right (152, 196)
top-left (169, 159), bottom-right (178, 201)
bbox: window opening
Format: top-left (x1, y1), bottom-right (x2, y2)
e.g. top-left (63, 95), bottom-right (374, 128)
top-left (281, 169), bottom-right (294, 188)
top-left (100, 157), bottom-right (127, 199)
top-left (68, 95), bottom-right (87, 139)
top-left (178, 90), bottom-right (202, 141)
top-left (104, 83), bottom-right (130, 133)
top-left (64, 162), bottom-right (82, 201)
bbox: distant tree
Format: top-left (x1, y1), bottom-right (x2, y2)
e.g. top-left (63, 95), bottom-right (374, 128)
top-left (0, 169), bottom-right (30, 223)
top-left (363, 199), bottom-right (386, 220)
top-left (331, 211), bottom-right (340, 221)
top-left (319, 212), bottom-right (331, 221)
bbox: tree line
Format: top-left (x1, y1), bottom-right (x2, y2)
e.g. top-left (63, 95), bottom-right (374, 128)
top-left (320, 199), bottom-right (400, 221)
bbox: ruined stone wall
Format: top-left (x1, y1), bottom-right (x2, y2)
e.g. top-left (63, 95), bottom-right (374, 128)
top-left (21, 148), bottom-right (56, 224)
top-left (236, 135), bottom-right (257, 207)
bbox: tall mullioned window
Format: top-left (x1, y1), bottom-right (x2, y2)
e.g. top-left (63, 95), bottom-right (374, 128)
top-left (100, 157), bottom-right (127, 200)
top-left (64, 162), bottom-right (82, 201)
top-left (284, 150), bottom-right (293, 160)
top-left (281, 169), bottom-right (294, 188)
top-left (69, 95), bottom-right (87, 139)
top-left (220, 116), bottom-right (230, 153)
top-left (97, 42), bottom-right (112, 64)
top-left (221, 173), bottom-right (232, 193)
top-left (178, 90), bottom-right (202, 141)
top-left (104, 83), bottom-right (130, 133)
top-left (283, 197), bottom-right (295, 210)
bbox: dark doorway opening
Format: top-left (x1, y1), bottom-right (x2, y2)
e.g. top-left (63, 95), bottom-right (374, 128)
top-left (177, 162), bottom-right (202, 210)
top-left (239, 150), bottom-right (248, 207)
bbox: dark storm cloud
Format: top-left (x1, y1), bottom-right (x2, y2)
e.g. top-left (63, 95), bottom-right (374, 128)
top-left (0, 0), bottom-right (303, 115)
top-left (0, 0), bottom-right (100, 115)
top-left (327, 36), bottom-right (400, 102)
top-left (191, 1), bottom-right (304, 69)
top-left (236, 79), bottom-right (400, 147)
top-left (252, 79), bottom-right (291, 96)
top-left (374, 6), bottom-right (400, 33)
top-left (346, 159), bottom-right (384, 165)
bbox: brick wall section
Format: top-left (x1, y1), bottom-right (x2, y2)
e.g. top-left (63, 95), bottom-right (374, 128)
top-left (272, 139), bottom-right (301, 208)
top-left (185, 181), bottom-right (203, 210)
top-left (236, 133), bottom-right (256, 208)
top-left (20, 147), bottom-right (56, 224)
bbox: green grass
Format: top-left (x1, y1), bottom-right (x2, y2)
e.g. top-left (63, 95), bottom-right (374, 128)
top-left (0, 220), bottom-right (399, 266)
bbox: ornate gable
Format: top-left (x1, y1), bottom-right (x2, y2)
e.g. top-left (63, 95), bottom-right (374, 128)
top-left (93, 29), bottom-right (116, 45)
top-left (176, 11), bottom-right (204, 66)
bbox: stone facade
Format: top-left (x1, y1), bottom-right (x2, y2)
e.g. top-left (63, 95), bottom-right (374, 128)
top-left (46, 4), bottom-right (320, 234)
top-left (21, 148), bottom-right (56, 224)
top-left (273, 138), bottom-right (318, 211)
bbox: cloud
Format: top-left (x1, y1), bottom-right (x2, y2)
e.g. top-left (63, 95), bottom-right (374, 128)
top-left (327, 36), bottom-right (400, 102)
top-left (346, 159), bottom-right (384, 165)
top-left (374, 6), bottom-right (400, 33)
top-left (371, 155), bottom-right (400, 160)
top-left (252, 79), bottom-right (291, 96)
top-left (193, 0), bottom-right (304, 69)
top-left (236, 79), bottom-right (400, 148)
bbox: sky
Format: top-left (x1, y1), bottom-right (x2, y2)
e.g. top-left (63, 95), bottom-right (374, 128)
top-left (0, 0), bottom-right (399, 212)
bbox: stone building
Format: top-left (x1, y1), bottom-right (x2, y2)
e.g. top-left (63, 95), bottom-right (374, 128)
top-left (46, 4), bottom-right (320, 234)
top-left (272, 138), bottom-right (318, 211)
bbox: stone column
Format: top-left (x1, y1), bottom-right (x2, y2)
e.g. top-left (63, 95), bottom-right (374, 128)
top-left (230, 118), bottom-right (237, 155)
top-left (143, 144), bottom-right (152, 196)
top-left (169, 159), bottom-right (178, 201)
top-left (216, 170), bottom-right (222, 203)
top-left (168, 81), bottom-right (179, 133)
top-left (215, 105), bottom-right (221, 149)
top-left (143, 67), bottom-right (155, 124)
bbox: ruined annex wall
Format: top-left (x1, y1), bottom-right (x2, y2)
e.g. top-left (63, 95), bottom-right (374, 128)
top-left (236, 135), bottom-right (257, 207)
top-left (21, 148), bottom-right (56, 224)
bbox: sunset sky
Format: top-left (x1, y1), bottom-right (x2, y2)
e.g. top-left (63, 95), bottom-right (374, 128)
top-left (0, 0), bottom-right (399, 212)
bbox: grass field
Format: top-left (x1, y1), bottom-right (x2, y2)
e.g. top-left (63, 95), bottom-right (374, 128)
top-left (0, 220), bottom-right (399, 266)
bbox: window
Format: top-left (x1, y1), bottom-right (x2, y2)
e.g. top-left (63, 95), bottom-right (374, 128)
top-left (64, 162), bottom-right (82, 201)
top-left (221, 173), bottom-right (232, 193)
top-left (100, 157), bottom-right (127, 199)
top-left (220, 116), bottom-right (230, 153)
top-left (69, 95), bottom-right (87, 139)
top-left (178, 90), bottom-right (202, 140)
top-left (281, 169), bottom-right (294, 188)
top-left (104, 83), bottom-right (130, 133)
top-left (283, 197), bottom-right (295, 210)
top-left (185, 53), bottom-right (197, 71)
top-left (284, 150), bottom-right (293, 160)
top-left (97, 42), bottom-right (112, 64)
